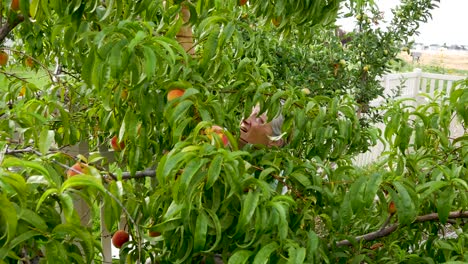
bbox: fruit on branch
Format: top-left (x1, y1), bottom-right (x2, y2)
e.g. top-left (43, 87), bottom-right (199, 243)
top-left (271, 17), bottom-right (281, 27)
top-left (205, 125), bottom-right (229, 146)
top-left (25, 57), bottom-right (34, 68)
top-left (112, 230), bottom-right (130, 248)
top-left (0, 51), bottom-right (9, 66)
top-left (301, 88), bottom-right (311, 95)
top-left (19, 85), bottom-right (26, 96)
top-left (121, 89), bottom-right (128, 100)
top-left (239, 0), bottom-right (248, 6)
top-left (67, 162), bottom-right (86, 178)
top-left (388, 201), bottom-right (396, 215)
top-left (111, 135), bottom-right (125, 152)
top-left (167, 89), bottom-right (185, 101)
top-left (10, 0), bottom-right (20, 11)
top-left (148, 231), bottom-right (161, 237)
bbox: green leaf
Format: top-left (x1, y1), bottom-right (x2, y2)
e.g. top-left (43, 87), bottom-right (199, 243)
top-left (36, 188), bottom-right (59, 211)
top-left (339, 193), bottom-right (353, 228)
top-left (178, 158), bottom-right (208, 200)
top-left (417, 181), bottom-right (449, 201)
top-left (203, 208), bottom-right (222, 253)
top-left (61, 175), bottom-right (105, 193)
top-left (168, 100), bottom-right (194, 126)
top-left (436, 186), bottom-right (455, 224)
top-left (7, 230), bottom-right (42, 252)
top-left (200, 25), bottom-right (220, 70)
top-left (0, 173), bottom-right (27, 202)
top-left (252, 242), bottom-right (279, 264)
top-left (39, 129), bottom-right (55, 155)
top-left (0, 194), bottom-right (17, 245)
top-left (228, 250), bottom-right (253, 264)
top-left (348, 176), bottom-right (367, 212)
top-left (206, 154), bottom-right (223, 189)
top-left (363, 172), bottom-right (383, 206)
top-left (270, 201), bottom-right (288, 240)
top-left (306, 231), bottom-right (319, 262)
top-left (30, 0), bottom-right (40, 18)
top-left (290, 172), bottom-right (312, 187)
top-left (59, 192), bottom-right (78, 225)
top-left (288, 246), bottom-right (306, 264)
top-left (53, 223), bottom-right (95, 263)
top-left (193, 210), bottom-right (208, 252)
top-left (236, 191), bottom-right (260, 233)
top-left (142, 45), bottom-right (157, 78)
top-left (100, 0), bottom-right (114, 21)
top-left (2, 157), bottom-right (53, 186)
top-left (18, 207), bottom-right (48, 231)
top-left (45, 239), bottom-right (68, 263)
top-left (152, 218), bottom-right (183, 233)
top-left (391, 181), bottom-right (418, 226)
top-left (154, 37), bottom-right (177, 65)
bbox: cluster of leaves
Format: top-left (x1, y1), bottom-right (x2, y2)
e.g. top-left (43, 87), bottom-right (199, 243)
top-left (2, 0), bottom-right (466, 263)
top-left (0, 152), bottom-right (106, 263)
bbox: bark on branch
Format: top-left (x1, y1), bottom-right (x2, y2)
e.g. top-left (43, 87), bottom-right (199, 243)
top-left (335, 211), bottom-right (468, 247)
top-left (0, 15), bottom-right (24, 43)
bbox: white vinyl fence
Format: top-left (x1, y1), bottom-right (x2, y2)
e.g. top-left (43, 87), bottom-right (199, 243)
top-left (353, 68), bottom-right (466, 167)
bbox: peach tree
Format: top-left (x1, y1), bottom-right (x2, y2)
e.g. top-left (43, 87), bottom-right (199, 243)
top-left (2, 0), bottom-right (467, 263)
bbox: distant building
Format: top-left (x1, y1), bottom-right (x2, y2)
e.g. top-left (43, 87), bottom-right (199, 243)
top-left (429, 44), bottom-right (441, 51)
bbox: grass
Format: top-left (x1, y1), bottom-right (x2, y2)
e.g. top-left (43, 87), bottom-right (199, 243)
top-left (389, 58), bottom-right (468, 76)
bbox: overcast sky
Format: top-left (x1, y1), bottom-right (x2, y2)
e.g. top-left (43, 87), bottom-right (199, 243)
top-left (337, 0), bottom-right (467, 46)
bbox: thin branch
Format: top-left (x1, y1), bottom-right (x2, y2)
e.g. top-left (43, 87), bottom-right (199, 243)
top-left (335, 211), bottom-right (468, 247)
top-left (3, 48), bottom-right (56, 82)
top-left (0, 69), bottom-right (30, 82)
top-left (121, 170), bottom-right (156, 179)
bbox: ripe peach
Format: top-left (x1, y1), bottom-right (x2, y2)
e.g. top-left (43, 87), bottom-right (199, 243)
top-left (25, 57), bottom-right (34, 68)
top-left (112, 230), bottom-right (130, 248)
top-left (67, 162), bottom-right (84, 178)
top-left (388, 201), bottom-right (396, 215)
top-left (167, 89), bottom-right (185, 101)
top-left (239, 0), bottom-right (248, 6)
top-left (111, 135), bottom-right (125, 152)
top-left (0, 51), bottom-right (8, 66)
top-left (10, 0), bottom-right (20, 11)
top-left (205, 125), bottom-right (229, 146)
top-left (148, 231), bottom-right (161, 237)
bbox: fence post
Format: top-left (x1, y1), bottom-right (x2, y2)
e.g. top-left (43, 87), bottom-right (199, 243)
top-left (413, 68), bottom-right (423, 106)
top-left (98, 146), bottom-right (116, 263)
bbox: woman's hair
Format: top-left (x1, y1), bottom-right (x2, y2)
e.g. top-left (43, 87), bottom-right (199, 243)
top-left (270, 114), bottom-right (284, 137)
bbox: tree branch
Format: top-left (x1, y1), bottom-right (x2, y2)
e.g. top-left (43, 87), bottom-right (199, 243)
top-left (0, 15), bottom-right (24, 43)
top-left (335, 211), bottom-right (468, 247)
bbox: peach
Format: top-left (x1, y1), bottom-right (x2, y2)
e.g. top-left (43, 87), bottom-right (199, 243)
top-left (205, 125), bottom-right (229, 146)
top-left (10, 0), bottom-right (20, 11)
top-left (167, 89), bottom-right (185, 101)
top-left (0, 51), bottom-right (8, 66)
top-left (111, 135), bottom-right (125, 152)
top-left (112, 230), bottom-right (130, 248)
top-left (67, 162), bottom-right (84, 178)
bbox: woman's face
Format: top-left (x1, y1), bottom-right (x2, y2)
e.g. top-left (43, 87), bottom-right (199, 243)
top-left (239, 105), bottom-right (275, 147)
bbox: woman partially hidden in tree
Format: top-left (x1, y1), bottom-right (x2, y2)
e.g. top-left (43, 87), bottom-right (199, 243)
top-left (239, 104), bottom-right (285, 148)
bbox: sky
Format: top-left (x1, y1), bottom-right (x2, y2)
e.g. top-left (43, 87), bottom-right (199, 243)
top-left (337, 0), bottom-right (468, 46)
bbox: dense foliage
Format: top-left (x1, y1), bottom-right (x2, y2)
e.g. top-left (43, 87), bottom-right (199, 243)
top-left (1, 0), bottom-right (467, 263)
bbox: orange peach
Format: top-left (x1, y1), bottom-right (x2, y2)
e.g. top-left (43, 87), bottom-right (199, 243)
top-left (111, 135), bottom-right (125, 152)
top-left (167, 89), bottom-right (185, 101)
